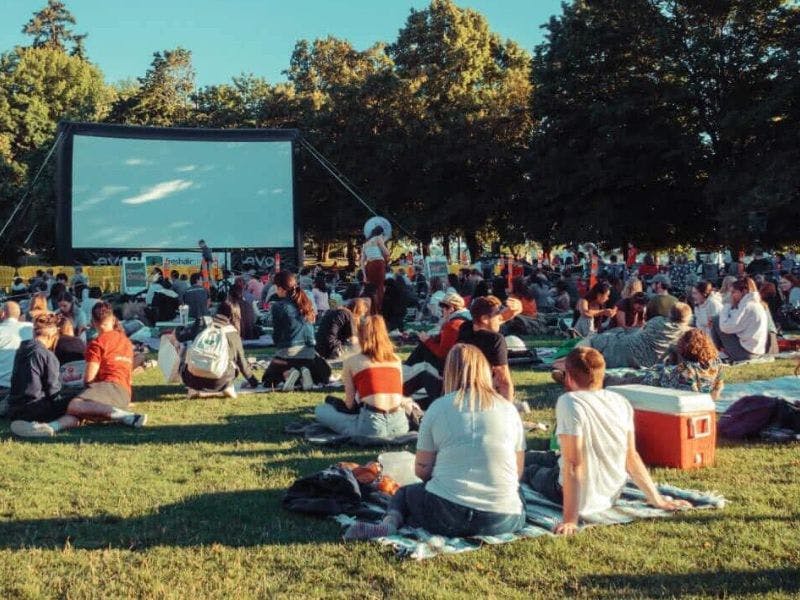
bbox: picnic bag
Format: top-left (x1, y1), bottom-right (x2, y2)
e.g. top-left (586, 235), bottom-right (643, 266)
top-left (186, 323), bottom-right (234, 379)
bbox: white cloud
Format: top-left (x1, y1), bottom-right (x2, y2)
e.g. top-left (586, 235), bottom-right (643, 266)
top-left (121, 179), bottom-right (193, 205)
top-left (175, 165), bottom-right (197, 172)
top-left (271, 188), bottom-right (285, 195)
top-left (124, 158), bottom-right (153, 166)
top-left (74, 185), bottom-right (129, 212)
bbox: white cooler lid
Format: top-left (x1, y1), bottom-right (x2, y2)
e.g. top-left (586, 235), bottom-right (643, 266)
top-left (607, 384), bottom-right (715, 414)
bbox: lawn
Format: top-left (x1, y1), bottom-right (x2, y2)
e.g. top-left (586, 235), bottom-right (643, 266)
top-left (0, 343), bottom-right (798, 599)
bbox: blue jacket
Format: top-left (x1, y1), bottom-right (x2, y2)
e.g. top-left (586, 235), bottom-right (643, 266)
top-left (271, 299), bottom-right (315, 350)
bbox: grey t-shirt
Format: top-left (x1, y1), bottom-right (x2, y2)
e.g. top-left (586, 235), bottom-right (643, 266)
top-left (417, 391), bottom-right (525, 515)
top-left (556, 390), bottom-right (634, 516)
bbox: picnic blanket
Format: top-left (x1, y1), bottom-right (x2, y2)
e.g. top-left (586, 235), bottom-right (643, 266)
top-left (284, 421), bottom-right (418, 447)
top-left (334, 482), bottom-right (726, 560)
top-left (716, 375), bottom-right (800, 413)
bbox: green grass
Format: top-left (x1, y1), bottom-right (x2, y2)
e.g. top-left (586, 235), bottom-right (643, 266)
top-left (0, 344), bottom-right (799, 599)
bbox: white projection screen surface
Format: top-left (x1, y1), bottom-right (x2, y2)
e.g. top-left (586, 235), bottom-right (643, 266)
top-left (70, 134), bottom-right (295, 249)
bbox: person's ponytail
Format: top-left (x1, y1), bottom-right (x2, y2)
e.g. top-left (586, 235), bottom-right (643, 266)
top-left (275, 272), bottom-right (316, 323)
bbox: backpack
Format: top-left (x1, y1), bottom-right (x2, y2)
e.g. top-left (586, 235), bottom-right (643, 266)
top-left (718, 395), bottom-right (782, 439)
top-left (186, 323), bottom-right (235, 379)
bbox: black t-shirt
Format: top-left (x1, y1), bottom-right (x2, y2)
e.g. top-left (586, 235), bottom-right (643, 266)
top-left (315, 308), bottom-right (353, 359)
top-left (456, 320), bottom-right (508, 367)
top-left (55, 335), bottom-right (87, 364)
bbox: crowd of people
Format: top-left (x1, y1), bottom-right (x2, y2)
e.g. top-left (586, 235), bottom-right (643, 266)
top-left (0, 240), bottom-right (797, 541)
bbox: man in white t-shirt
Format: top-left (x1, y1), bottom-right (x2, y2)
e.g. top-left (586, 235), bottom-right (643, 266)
top-left (0, 302), bottom-right (33, 415)
top-left (525, 347), bottom-right (689, 535)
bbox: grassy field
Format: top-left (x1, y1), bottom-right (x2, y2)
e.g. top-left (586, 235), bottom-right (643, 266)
top-left (0, 343), bottom-right (799, 599)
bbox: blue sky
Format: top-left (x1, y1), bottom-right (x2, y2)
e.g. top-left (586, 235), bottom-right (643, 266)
top-left (3, 0), bottom-right (564, 88)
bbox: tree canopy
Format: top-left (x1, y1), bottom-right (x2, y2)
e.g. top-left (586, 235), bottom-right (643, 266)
top-left (1, 0), bottom-right (798, 261)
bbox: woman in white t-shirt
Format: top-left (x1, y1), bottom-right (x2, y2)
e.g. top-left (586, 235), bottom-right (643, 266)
top-left (691, 281), bottom-right (723, 338)
top-left (312, 277), bottom-right (330, 316)
top-left (344, 343), bottom-right (526, 540)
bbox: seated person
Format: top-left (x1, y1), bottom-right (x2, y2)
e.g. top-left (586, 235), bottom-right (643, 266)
top-left (8, 313), bottom-right (146, 438)
top-left (525, 347), bottom-right (689, 535)
top-left (175, 313), bottom-right (259, 398)
top-left (610, 291), bottom-right (647, 329)
top-left (183, 273), bottom-right (211, 322)
top-left (344, 343), bottom-right (526, 540)
top-left (710, 279), bottom-right (770, 361)
top-left (261, 272), bottom-right (330, 391)
top-left (54, 316), bottom-right (87, 363)
top-left (555, 303), bottom-right (693, 373)
top-left (605, 328), bottom-right (724, 400)
top-left (503, 277), bottom-right (548, 335)
top-left (457, 295), bottom-right (521, 401)
top-left (645, 274), bottom-right (679, 321)
top-left (146, 274), bottom-right (180, 323)
top-left (405, 292), bottom-right (471, 372)
top-left (314, 315), bottom-right (409, 438)
top-left (218, 278), bottom-right (259, 340)
top-left (315, 298), bottom-right (371, 361)
top-left (55, 292), bottom-right (89, 337)
top-left (574, 282), bottom-right (616, 337)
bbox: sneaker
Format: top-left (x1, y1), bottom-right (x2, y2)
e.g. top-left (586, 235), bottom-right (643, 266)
top-left (10, 420), bottom-right (55, 438)
top-left (282, 368), bottom-right (300, 392)
top-left (300, 367), bottom-right (313, 391)
top-left (130, 414), bottom-right (148, 428)
top-left (187, 388), bottom-right (200, 399)
top-left (223, 385), bottom-right (238, 399)
top-left (514, 400), bottom-right (531, 414)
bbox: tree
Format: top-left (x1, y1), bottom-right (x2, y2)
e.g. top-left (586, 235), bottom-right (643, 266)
top-left (387, 0), bottom-right (532, 258)
top-left (22, 0), bottom-right (87, 57)
top-left (0, 46), bottom-right (111, 256)
top-left (109, 48), bottom-right (195, 126)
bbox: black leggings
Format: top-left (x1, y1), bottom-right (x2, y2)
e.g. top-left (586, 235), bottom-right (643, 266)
top-left (261, 355), bottom-right (331, 387)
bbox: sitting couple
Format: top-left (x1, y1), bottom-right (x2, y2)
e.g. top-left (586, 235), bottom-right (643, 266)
top-left (345, 346), bottom-right (687, 540)
top-left (7, 303), bottom-right (146, 438)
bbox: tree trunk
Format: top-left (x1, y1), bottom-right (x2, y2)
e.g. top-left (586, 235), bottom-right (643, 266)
top-left (442, 236), bottom-right (451, 261)
top-left (346, 238), bottom-right (356, 270)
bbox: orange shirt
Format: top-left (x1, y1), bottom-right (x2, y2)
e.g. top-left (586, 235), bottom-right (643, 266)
top-left (511, 294), bottom-right (538, 317)
top-left (85, 329), bottom-right (134, 395)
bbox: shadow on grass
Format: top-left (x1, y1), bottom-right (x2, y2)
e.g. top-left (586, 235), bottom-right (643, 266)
top-left (0, 410), bottom-right (314, 446)
top-left (579, 567), bottom-right (800, 598)
top-left (0, 489), bottom-right (342, 550)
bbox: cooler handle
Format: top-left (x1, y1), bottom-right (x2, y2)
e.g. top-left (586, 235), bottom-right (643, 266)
top-left (688, 415), bottom-right (711, 439)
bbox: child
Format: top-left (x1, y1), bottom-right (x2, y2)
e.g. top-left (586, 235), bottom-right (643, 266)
top-left (525, 347), bottom-right (689, 534)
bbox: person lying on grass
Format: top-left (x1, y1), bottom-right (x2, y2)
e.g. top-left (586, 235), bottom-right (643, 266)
top-left (525, 347), bottom-right (689, 534)
top-left (344, 343), bottom-right (526, 540)
top-left (8, 311), bottom-right (146, 438)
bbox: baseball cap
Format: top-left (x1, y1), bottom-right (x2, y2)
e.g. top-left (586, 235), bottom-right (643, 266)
top-left (439, 292), bottom-right (465, 311)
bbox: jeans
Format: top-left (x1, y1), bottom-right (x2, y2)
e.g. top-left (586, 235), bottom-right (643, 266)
top-left (391, 483), bottom-right (526, 537)
top-left (314, 403), bottom-right (409, 437)
top-left (523, 451), bottom-right (563, 505)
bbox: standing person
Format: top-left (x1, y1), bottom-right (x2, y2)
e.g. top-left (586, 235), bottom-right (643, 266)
top-left (692, 281), bottom-right (724, 338)
top-left (314, 315), bottom-right (409, 438)
top-left (361, 226), bottom-right (390, 313)
top-left (646, 274), bottom-right (678, 321)
top-left (312, 276), bottom-right (330, 317)
top-left (261, 272), bottom-right (330, 391)
top-left (344, 343), bottom-right (526, 540)
top-left (8, 313), bottom-right (146, 438)
top-left (626, 243), bottom-right (638, 269)
top-left (524, 347), bottom-right (688, 535)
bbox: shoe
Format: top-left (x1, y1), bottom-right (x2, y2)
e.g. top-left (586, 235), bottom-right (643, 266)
top-left (130, 414), bottom-right (148, 428)
top-left (514, 401), bottom-right (531, 414)
top-left (282, 368), bottom-right (300, 392)
top-left (223, 385), bottom-right (238, 399)
top-left (187, 388), bottom-right (200, 399)
top-left (10, 420), bottom-right (55, 438)
top-left (551, 369), bottom-right (566, 385)
top-left (300, 367), bottom-right (313, 391)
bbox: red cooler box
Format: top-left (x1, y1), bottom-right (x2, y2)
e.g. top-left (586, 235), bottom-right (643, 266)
top-left (607, 385), bottom-right (716, 469)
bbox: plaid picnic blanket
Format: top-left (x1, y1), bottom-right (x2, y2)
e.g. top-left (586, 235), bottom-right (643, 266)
top-left (334, 482), bottom-right (726, 560)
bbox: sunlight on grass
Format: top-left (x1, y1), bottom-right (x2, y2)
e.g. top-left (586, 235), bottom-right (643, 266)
top-left (0, 344), bottom-right (798, 599)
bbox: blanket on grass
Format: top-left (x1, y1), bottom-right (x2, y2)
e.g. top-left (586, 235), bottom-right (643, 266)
top-left (716, 375), bottom-right (800, 414)
top-left (334, 482), bottom-right (726, 560)
top-left (284, 420), bottom-right (418, 447)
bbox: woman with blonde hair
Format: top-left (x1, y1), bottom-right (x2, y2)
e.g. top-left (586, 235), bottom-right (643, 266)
top-left (314, 314), bottom-right (408, 437)
top-left (621, 276), bottom-right (643, 299)
top-left (345, 343), bottom-right (526, 540)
